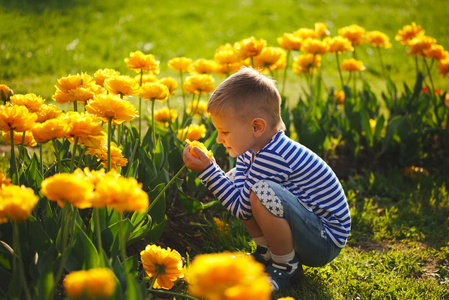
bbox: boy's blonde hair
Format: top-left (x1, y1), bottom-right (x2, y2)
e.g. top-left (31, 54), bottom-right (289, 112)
top-left (207, 67), bottom-right (285, 130)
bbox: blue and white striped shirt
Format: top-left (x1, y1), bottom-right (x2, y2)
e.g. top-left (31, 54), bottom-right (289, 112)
top-left (198, 131), bottom-right (351, 248)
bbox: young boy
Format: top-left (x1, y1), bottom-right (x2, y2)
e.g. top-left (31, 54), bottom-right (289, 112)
top-left (183, 67), bottom-right (351, 291)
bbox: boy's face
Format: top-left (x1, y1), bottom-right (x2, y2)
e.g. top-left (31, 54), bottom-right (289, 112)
top-left (210, 112), bottom-right (257, 158)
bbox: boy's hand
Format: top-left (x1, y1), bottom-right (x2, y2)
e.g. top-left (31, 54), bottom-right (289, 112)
top-left (183, 144), bottom-right (213, 172)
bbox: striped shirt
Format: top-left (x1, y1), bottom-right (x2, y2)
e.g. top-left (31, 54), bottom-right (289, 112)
top-left (198, 131), bottom-right (351, 248)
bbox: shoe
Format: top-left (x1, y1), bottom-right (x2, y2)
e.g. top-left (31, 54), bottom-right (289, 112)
top-left (250, 245), bottom-right (271, 266)
top-left (265, 258), bottom-right (304, 291)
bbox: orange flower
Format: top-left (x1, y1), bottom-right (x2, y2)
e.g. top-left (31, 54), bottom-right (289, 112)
top-left (366, 31), bottom-right (392, 49)
top-left (315, 22), bottom-right (330, 37)
top-left (62, 112), bottom-right (104, 145)
top-left (253, 47), bottom-right (286, 73)
top-left (340, 58), bottom-right (366, 72)
top-left (406, 35), bottom-right (437, 56)
top-left (277, 33), bottom-right (302, 51)
top-left (214, 43), bottom-right (241, 65)
top-left (191, 58), bottom-right (217, 74)
top-left (154, 107), bottom-right (178, 124)
top-left (31, 117), bottom-right (71, 143)
top-left (437, 57), bottom-right (449, 77)
top-left (140, 245), bottom-right (184, 290)
top-left (63, 268), bottom-right (116, 299)
top-left (85, 94), bottom-right (138, 125)
top-left (293, 28), bottom-right (318, 40)
top-left (395, 22), bottom-right (425, 45)
top-left (0, 171), bottom-right (11, 188)
top-left (54, 72), bottom-right (94, 93)
top-left (188, 101), bottom-right (208, 117)
top-left (177, 124), bottom-right (207, 141)
top-left (234, 37), bottom-right (266, 60)
top-left (10, 93), bottom-right (45, 112)
top-left (125, 50), bottom-right (160, 74)
top-left (292, 54), bottom-right (322, 74)
top-left (0, 84), bottom-right (13, 102)
top-left (86, 138), bottom-right (127, 170)
top-left (138, 82), bottom-right (169, 102)
top-left (158, 77), bottom-right (178, 95)
top-left (301, 38), bottom-right (328, 55)
top-left (338, 24), bottom-right (366, 46)
top-left (137, 74), bottom-right (159, 84)
top-left (104, 75), bottom-right (140, 97)
top-left (186, 139), bottom-right (213, 159)
top-left (2, 130), bottom-right (37, 147)
top-left (183, 74), bottom-right (215, 95)
top-left (168, 57), bottom-right (193, 72)
top-left (334, 90), bottom-right (345, 105)
top-left (53, 72), bottom-right (100, 104)
top-left (326, 36), bottom-right (354, 54)
top-left (35, 104), bottom-right (61, 123)
top-left (41, 171), bottom-right (95, 209)
top-left (93, 68), bottom-right (121, 87)
top-left (0, 184), bottom-right (39, 223)
top-left (423, 44), bottom-right (447, 61)
top-left (0, 104), bottom-right (37, 132)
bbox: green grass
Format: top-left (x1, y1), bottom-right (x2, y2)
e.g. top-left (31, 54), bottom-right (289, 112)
top-left (1, 0), bottom-right (448, 102)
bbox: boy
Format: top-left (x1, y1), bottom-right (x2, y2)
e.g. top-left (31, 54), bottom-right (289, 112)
top-left (183, 67), bottom-right (351, 290)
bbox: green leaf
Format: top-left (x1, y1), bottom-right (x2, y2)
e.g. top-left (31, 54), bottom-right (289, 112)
top-left (65, 223), bottom-right (100, 271)
top-left (178, 188), bottom-right (204, 214)
top-left (148, 183), bottom-right (166, 224)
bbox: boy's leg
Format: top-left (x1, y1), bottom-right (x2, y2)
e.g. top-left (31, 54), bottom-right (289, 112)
top-left (241, 217), bottom-right (272, 263)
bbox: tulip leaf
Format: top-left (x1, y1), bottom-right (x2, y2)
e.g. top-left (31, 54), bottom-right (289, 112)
top-left (66, 223), bottom-right (100, 271)
top-left (178, 188), bottom-right (205, 214)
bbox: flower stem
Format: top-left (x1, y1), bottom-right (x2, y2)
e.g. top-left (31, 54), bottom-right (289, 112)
top-left (281, 50), bottom-right (291, 96)
top-left (139, 69), bottom-right (143, 142)
top-left (336, 53), bottom-right (344, 90)
top-left (12, 221), bottom-right (31, 300)
top-left (93, 208), bottom-right (103, 255)
top-left (69, 137), bottom-right (79, 172)
top-left (148, 165), bottom-right (186, 211)
top-left (10, 128), bottom-right (20, 185)
top-left (152, 99), bottom-right (156, 156)
top-left (118, 213), bottom-right (128, 275)
top-left (52, 139), bottom-right (63, 173)
top-left (39, 143), bottom-right (43, 177)
top-left (107, 117), bottom-right (112, 172)
top-left (376, 46), bottom-right (386, 79)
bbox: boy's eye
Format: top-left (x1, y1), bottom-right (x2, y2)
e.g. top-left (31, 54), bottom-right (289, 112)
top-left (222, 131), bottom-right (229, 136)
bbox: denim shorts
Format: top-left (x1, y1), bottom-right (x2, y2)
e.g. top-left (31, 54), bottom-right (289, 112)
top-left (255, 180), bottom-right (342, 267)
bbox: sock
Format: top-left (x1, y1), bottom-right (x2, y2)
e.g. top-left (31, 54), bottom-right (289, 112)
top-left (253, 237), bottom-right (272, 261)
top-left (271, 250), bottom-right (298, 274)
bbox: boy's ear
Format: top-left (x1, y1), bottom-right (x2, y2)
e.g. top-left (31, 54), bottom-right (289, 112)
top-left (252, 118), bottom-right (266, 137)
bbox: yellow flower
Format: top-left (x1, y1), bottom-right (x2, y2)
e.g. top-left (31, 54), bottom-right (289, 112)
top-left (277, 297), bottom-right (296, 300)
top-left (186, 139), bottom-right (213, 159)
top-left (326, 36), bottom-right (354, 54)
top-left (158, 77), bottom-right (178, 96)
top-left (31, 117), bottom-right (71, 143)
top-left (334, 90), bottom-right (345, 105)
top-left (0, 84), bottom-right (13, 102)
top-left (86, 140), bottom-right (128, 170)
top-left (445, 94), bottom-right (449, 107)
top-left (185, 251), bottom-right (271, 300)
top-left (213, 217), bottom-right (229, 236)
top-left (154, 107), bottom-right (178, 124)
top-left (301, 38), bottom-right (328, 55)
top-left (234, 36), bottom-right (266, 60)
top-left (253, 47), bottom-right (286, 73)
top-left (366, 31), bottom-right (392, 49)
top-left (10, 93), bottom-right (45, 112)
top-left (293, 28), bottom-right (318, 40)
top-left (93, 175), bottom-right (148, 212)
top-left (395, 22), bottom-right (425, 45)
top-left (183, 74), bottom-right (215, 95)
top-left (215, 62), bottom-right (245, 76)
top-left (2, 130), bottom-right (37, 147)
top-left (277, 33), bottom-right (302, 51)
top-left (292, 54), bottom-right (322, 74)
top-left (63, 268), bottom-right (116, 299)
top-left (0, 104), bottom-right (37, 132)
top-left (191, 58), bottom-right (217, 74)
top-left (338, 24), bottom-right (366, 46)
top-left (53, 72), bottom-right (100, 104)
top-left (62, 112), bottom-right (104, 145)
top-left (137, 74), bottom-right (159, 84)
top-left (41, 172), bottom-right (95, 209)
top-left (369, 118), bottom-right (377, 134)
top-left (437, 57), bottom-right (449, 77)
top-left (94, 68), bottom-right (121, 87)
top-left (423, 44), bottom-right (446, 61)
top-left (125, 50), bottom-right (160, 74)
top-left (0, 184), bottom-right (38, 223)
top-left (177, 124), bottom-right (207, 141)
top-left (188, 101), bottom-right (208, 117)
top-left (34, 104), bottom-right (61, 123)
top-left (0, 171), bottom-right (11, 188)
top-left (104, 75), bottom-right (140, 97)
top-left (340, 58), bottom-right (366, 72)
top-left (406, 35), bottom-right (437, 57)
top-left (138, 82), bottom-right (169, 102)
top-left (85, 94), bottom-right (138, 125)
top-left (140, 244), bottom-right (184, 290)
top-left (315, 22), bottom-right (330, 37)
top-left (168, 57), bottom-right (193, 72)
top-left (214, 43), bottom-right (240, 65)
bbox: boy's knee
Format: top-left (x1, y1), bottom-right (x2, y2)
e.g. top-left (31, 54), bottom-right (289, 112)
top-left (251, 180), bottom-right (285, 217)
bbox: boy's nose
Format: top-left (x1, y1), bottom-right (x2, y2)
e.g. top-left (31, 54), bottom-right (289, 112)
top-left (216, 134), bottom-right (223, 144)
